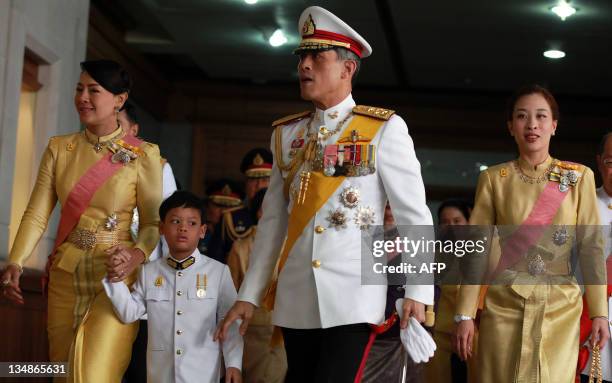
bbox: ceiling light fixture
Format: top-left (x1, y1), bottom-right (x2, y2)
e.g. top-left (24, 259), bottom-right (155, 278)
top-left (551, 0), bottom-right (576, 21)
top-left (269, 29), bottom-right (288, 47)
top-left (543, 49), bottom-right (566, 59)
top-left (244, 0), bottom-right (258, 4)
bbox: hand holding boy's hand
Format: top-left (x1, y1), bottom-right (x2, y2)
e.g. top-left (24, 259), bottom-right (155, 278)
top-left (214, 301), bottom-right (255, 341)
top-left (105, 245), bottom-right (145, 282)
top-left (224, 367), bottom-right (241, 383)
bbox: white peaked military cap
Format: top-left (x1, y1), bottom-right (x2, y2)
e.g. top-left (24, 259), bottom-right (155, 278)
top-left (294, 5), bottom-right (372, 58)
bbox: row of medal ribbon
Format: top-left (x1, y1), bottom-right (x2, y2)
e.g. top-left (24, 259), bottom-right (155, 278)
top-left (315, 143), bottom-right (376, 177)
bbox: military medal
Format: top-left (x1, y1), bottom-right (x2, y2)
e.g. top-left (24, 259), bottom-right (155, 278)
top-left (105, 213), bottom-right (118, 231)
top-left (323, 145), bottom-right (338, 176)
top-left (291, 138), bottom-right (304, 149)
top-left (559, 183), bottom-right (569, 193)
top-left (154, 276), bottom-right (164, 287)
top-left (326, 208), bottom-right (348, 230)
top-left (552, 226), bottom-right (569, 246)
top-left (340, 186), bottom-right (360, 208)
top-left (354, 206), bottom-right (375, 230)
top-left (196, 274), bottom-right (207, 298)
top-left (567, 171), bottom-right (578, 184)
top-left (111, 149), bottom-right (132, 164)
top-left (337, 145), bottom-right (345, 166)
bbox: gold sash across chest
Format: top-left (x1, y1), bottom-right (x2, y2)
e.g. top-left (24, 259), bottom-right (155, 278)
top-left (263, 115), bottom-right (385, 309)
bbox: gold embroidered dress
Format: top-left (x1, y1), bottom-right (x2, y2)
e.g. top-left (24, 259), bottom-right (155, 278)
top-left (9, 127), bottom-right (162, 382)
top-left (457, 156), bottom-right (606, 383)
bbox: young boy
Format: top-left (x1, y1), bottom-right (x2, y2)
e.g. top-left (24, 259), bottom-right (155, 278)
top-left (103, 191), bottom-right (243, 383)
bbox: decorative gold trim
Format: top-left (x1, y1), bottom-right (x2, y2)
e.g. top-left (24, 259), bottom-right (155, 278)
top-left (352, 105), bottom-right (395, 121)
top-left (298, 38), bottom-right (351, 49)
top-left (272, 110), bottom-right (312, 128)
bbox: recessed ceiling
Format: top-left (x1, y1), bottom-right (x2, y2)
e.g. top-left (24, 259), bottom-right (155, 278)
top-left (94, 0), bottom-right (612, 96)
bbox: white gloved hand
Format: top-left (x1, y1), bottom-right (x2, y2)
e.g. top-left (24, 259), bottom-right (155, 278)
top-left (395, 299), bottom-right (436, 363)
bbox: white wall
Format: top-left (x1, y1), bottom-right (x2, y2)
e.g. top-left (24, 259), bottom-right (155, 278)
top-left (0, 0), bottom-right (90, 269)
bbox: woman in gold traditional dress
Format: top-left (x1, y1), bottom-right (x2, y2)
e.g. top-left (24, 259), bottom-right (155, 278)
top-left (1, 60), bottom-right (162, 382)
top-left (453, 84), bottom-right (609, 383)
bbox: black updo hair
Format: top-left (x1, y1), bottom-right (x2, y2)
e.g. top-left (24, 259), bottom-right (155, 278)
top-left (80, 60), bottom-right (132, 95)
top-left (437, 198), bottom-right (473, 223)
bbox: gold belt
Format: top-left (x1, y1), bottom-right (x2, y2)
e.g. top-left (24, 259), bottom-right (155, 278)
top-left (511, 259), bottom-right (570, 276)
top-left (67, 228), bottom-right (131, 250)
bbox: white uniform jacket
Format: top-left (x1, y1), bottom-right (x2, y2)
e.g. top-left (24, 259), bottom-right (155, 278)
top-left (103, 249), bottom-right (243, 383)
top-left (238, 94), bottom-right (434, 329)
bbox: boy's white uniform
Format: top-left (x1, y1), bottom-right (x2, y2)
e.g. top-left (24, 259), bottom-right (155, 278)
top-left (103, 249), bottom-right (243, 383)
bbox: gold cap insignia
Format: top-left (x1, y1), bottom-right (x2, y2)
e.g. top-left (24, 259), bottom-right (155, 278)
top-left (302, 14), bottom-right (316, 36)
top-left (222, 184), bottom-right (232, 196)
top-left (253, 153), bottom-right (264, 166)
top-left (500, 168), bottom-right (508, 177)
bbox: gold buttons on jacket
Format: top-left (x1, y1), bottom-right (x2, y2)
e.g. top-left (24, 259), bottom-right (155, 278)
top-left (176, 349), bottom-right (182, 355)
top-left (315, 225), bottom-right (325, 234)
top-left (312, 260), bottom-right (321, 268)
top-left (177, 310), bottom-right (183, 315)
top-left (177, 330), bottom-right (183, 335)
top-left (177, 291), bottom-right (183, 296)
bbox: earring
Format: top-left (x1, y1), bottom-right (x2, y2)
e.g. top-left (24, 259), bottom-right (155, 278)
top-left (552, 131), bottom-right (556, 136)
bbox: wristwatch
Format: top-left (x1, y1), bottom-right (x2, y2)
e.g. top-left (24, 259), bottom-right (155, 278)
top-left (453, 314), bottom-right (473, 323)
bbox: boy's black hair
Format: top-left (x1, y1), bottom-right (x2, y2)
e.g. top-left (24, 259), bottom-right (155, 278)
top-left (159, 191), bottom-right (206, 223)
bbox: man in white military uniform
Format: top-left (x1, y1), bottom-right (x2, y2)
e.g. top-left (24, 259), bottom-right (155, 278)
top-left (104, 191), bottom-right (243, 383)
top-left (216, 6), bottom-right (434, 382)
top-left (581, 132), bottom-right (612, 382)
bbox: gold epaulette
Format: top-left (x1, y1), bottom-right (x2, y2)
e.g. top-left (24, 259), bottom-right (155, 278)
top-left (352, 105), bottom-right (395, 121)
top-left (557, 161), bottom-right (581, 171)
top-left (272, 111), bottom-right (312, 128)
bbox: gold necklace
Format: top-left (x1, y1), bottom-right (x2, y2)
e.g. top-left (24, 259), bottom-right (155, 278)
top-left (84, 125), bottom-right (123, 153)
top-left (513, 159), bottom-right (557, 184)
top-left (306, 112), bottom-right (353, 141)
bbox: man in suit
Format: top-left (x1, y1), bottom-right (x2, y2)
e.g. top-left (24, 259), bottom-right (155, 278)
top-left (216, 6), bottom-right (434, 382)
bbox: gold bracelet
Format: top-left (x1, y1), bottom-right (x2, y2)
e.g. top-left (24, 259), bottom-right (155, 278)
top-left (8, 263), bottom-right (23, 274)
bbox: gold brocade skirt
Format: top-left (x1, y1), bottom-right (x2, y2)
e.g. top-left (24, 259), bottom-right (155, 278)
top-left (478, 282), bottom-right (581, 383)
top-left (47, 242), bottom-right (138, 383)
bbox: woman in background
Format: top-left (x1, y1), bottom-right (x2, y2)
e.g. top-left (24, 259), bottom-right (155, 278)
top-left (426, 199), bottom-right (477, 383)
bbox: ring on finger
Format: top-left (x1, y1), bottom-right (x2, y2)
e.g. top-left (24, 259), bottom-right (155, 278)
top-left (2, 279), bottom-right (10, 286)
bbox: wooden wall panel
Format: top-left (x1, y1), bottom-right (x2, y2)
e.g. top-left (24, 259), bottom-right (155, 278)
top-left (0, 263), bottom-right (50, 383)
